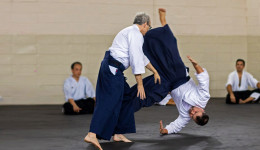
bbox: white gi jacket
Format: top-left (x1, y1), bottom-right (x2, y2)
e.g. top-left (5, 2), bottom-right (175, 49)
top-left (109, 24), bottom-right (150, 74)
top-left (226, 70), bottom-right (260, 100)
top-left (63, 76), bottom-right (95, 102)
top-left (165, 69), bottom-right (210, 134)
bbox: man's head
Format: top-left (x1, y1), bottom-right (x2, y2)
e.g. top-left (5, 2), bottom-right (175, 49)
top-left (236, 59), bottom-right (245, 72)
top-left (133, 12), bottom-right (151, 35)
top-left (71, 62), bottom-right (82, 78)
top-left (189, 106), bottom-right (209, 126)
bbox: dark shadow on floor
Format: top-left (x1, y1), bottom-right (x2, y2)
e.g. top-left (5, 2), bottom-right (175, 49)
top-left (86, 133), bottom-right (222, 150)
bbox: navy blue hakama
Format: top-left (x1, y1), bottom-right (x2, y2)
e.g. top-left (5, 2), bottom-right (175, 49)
top-left (131, 24), bottom-right (190, 112)
top-left (89, 51), bottom-right (136, 140)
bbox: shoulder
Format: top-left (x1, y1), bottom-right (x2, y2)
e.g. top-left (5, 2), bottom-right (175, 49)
top-left (64, 77), bottom-right (72, 85)
top-left (65, 76), bottom-right (72, 82)
top-left (228, 71), bottom-right (236, 77)
top-left (80, 76), bottom-right (87, 79)
top-left (128, 26), bottom-right (142, 38)
top-left (244, 71), bottom-right (252, 76)
top-left (80, 76), bottom-right (89, 82)
top-left (244, 71), bottom-right (255, 79)
top-left (116, 25), bottom-right (133, 37)
top-left (81, 76), bottom-right (93, 84)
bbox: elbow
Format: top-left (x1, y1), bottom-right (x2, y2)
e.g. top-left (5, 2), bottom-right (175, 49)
top-left (205, 93), bottom-right (210, 100)
top-left (226, 84), bottom-right (231, 90)
top-left (257, 82), bottom-right (260, 89)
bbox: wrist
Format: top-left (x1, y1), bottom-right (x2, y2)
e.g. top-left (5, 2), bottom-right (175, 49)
top-left (137, 84), bottom-right (143, 87)
top-left (193, 63), bottom-right (199, 67)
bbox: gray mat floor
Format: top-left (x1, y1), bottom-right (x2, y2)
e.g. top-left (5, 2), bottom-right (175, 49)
top-left (0, 99), bottom-right (260, 150)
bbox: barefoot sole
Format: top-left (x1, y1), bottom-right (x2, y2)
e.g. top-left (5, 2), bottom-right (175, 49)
top-left (84, 138), bottom-right (102, 149)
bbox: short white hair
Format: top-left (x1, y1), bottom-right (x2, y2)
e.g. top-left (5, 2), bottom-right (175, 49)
top-left (133, 12), bottom-right (150, 25)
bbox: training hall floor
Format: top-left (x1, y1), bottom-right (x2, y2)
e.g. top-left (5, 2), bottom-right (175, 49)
top-left (0, 98), bottom-right (259, 150)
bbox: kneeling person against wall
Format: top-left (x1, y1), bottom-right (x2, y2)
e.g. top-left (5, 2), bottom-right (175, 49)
top-left (63, 62), bottom-right (96, 115)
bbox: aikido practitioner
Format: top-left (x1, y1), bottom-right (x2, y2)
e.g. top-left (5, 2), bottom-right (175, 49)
top-left (159, 56), bottom-right (210, 135)
top-left (130, 8), bottom-right (210, 135)
top-left (226, 59), bottom-right (260, 104)
top-left (84, 12), bottom-right (161, 150)
top-left (63, 62), bottom-right (95, 115)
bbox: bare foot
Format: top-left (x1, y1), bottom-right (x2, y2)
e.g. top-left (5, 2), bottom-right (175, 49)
top-left (159, 120), bottom-right (168, 135)
top-left (158, 8), bottom-right (167, 26)
top-left (166, 99), bottom-right (176, 106)
top-left (239, 99), bottom-right (245, 104)
top-left (84, 132), bottom-right (103, 150)
top-left (113, 134), bottom-right (132, 142)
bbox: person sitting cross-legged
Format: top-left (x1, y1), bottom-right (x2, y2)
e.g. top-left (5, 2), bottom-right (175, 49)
top-left (226, 59), bottom-right (260, 104)
top-left (63, 62), bottom-right (96, 115)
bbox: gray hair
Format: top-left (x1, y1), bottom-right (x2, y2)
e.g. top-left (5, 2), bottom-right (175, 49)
top-left (133, 12), bottom-right (150, 25)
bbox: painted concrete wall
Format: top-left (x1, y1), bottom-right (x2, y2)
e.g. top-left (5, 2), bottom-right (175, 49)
top-left (0, 0), bottom-right (259, 104)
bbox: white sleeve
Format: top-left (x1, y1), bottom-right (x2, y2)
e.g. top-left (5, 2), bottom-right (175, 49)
top-left (165, 116), bottom-right (190, 134)
top-left (159, 94), bottom-right (172, 105)
top-left (247, 73), bottom-right (259, 89)
top-left (143, 54), bottom-right (150, 67)
top-left (128, 31), bottom-right (150, 74)
top-left (85, 78), bottom-right (95, 98)
top-left (195, 68), bottom-right (210, 100)
top-left (250, 92), bottom-right (260, 101)
top-left (226, 72), bottom-right (234, 87)
top-left (63, 80), bottom-right (73, 102)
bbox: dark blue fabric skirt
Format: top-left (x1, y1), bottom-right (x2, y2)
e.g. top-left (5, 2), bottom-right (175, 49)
top-left (89, 51), bottom-right (136, 140)
top-left (131, 24), bottom-right (190, 112)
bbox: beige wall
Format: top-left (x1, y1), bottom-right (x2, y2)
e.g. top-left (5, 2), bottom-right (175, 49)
top-left (0, 0), bottom-right (259, 104)
top-left (247, 0), bottom-right (260, 82)
top-left (0, 0), bottom-right (250, 35)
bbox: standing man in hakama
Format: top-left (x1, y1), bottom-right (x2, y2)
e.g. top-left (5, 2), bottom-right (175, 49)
top-left (84, 12), bottom-right (161, 150)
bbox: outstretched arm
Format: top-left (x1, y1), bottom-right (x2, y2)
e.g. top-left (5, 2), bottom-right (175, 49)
top-left (187, 56), bottom-right (204, 74)
top-left (159, 8), bottom-right (167, 26)
top-left (160, 116), bottom-right (190, 134)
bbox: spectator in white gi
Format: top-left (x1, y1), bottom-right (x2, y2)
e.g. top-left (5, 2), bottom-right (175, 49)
top-left (226, 59), bottom-right (260, 104)
top-left (63, 62), bottom-right (96, 115)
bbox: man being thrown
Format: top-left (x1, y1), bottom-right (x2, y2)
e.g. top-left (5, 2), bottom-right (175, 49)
top-left (159, 56), bottom-right (210, 134)
top-left (63, 62), bottom-right (96, 115)
top-left (84, 12), bottom-right (160, 150)
top-left (131, 8), bottom-right (210, 135)
top-left (226, 59), bottom-right (260, 104)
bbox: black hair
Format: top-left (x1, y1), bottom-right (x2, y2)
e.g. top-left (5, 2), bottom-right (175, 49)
top-left (195, 113), bottom-right (209, 126)
top-left (236, 59), bottom-right (245, 66)
top-left (71, 61), bottom-right (82, 69)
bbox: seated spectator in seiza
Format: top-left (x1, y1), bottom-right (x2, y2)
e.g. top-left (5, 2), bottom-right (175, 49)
top-left (226, 59), bottom-right (260, 104)
top-left (63, 62), bottom-right (96, 115)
